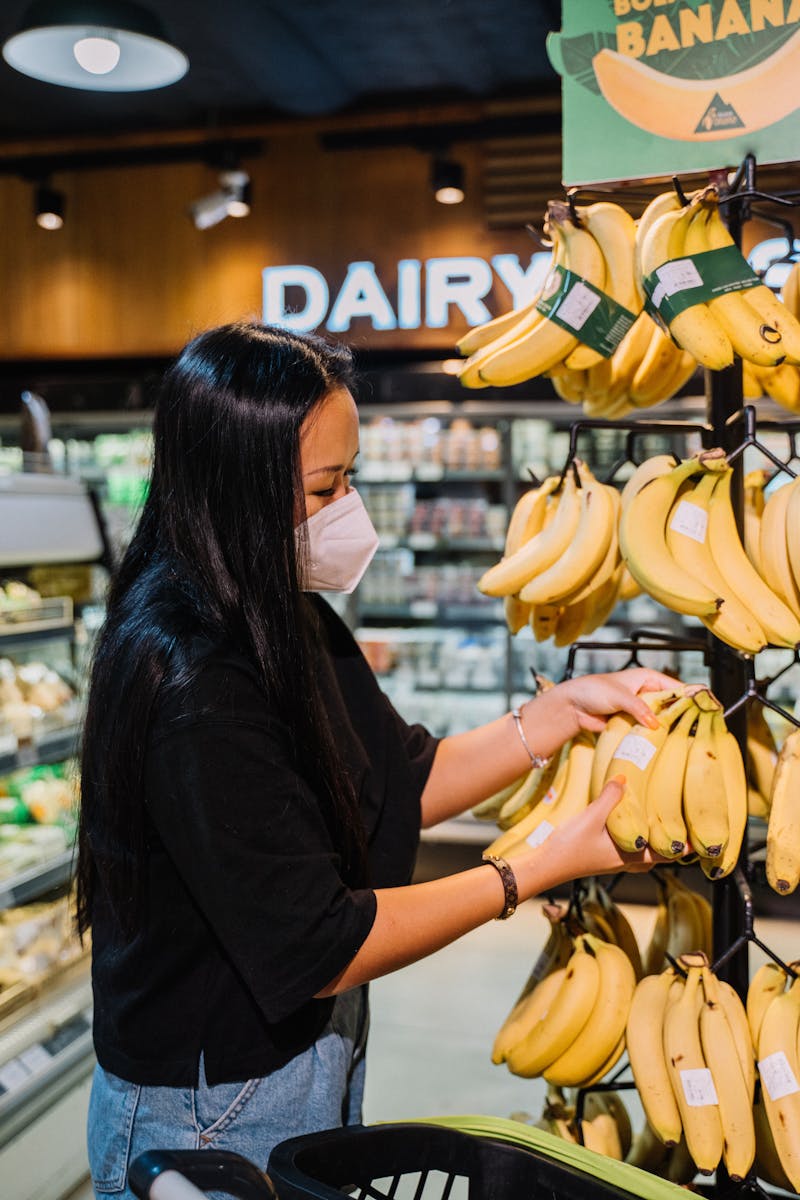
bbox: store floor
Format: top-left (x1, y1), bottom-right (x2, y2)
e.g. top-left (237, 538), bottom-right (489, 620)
top-left (63, 896), bottom-right (798, 1200)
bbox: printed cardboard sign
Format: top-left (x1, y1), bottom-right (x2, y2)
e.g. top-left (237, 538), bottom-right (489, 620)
top-left (547, 1), bottom-right (800, 185)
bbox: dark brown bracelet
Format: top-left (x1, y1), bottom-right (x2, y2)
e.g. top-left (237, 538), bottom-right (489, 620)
top-left (481, 853), bottom-right (519, 920)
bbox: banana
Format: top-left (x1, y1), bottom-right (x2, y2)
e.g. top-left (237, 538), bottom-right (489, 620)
top-left (748, 787), bottom-right (770, 820)
top-left (543, 936), bottom-right (636, 1088)
top-left (627, 968), bottom-right (683, 1146)
top-left (488, 735), bottom-right (593, 858)
top-left (515, 902), bottom-right (573, 1003)
top-left (620, 455), bottom-right (722, 618)
top-left (633, 191), bottom-right (682, 308)
top-left (761, 478), bottom-right (800, 620)
top-left (646, 704), bottom-right (696, 860)
top-left (744, 468), bottom-right (768, 574)
top-left (594, 883), bottom-right (643, 982)
top-left (748, 703), bottom-right (779, 800)
top-left (604, 311), bottom-right (656, 405)
top-left (457, 295), bottom-right (541, 358)
top-left (604, 693), bottom-right (695, 853)
top-left (665, 874), bottom-right (707, 966)
top-left (706, 466), bottom-right (800, 649)
top-left (643, 885), bottom-right (669, 976)
top-left (619, 453), bottom-right (678, 512)
top-left (497, 745), bottom-right (564, 830)
top-left (626, 1120), bottom-right (672, 1172)
top-left (756, 362), bottom-right (800, 411)
top-left (666, 468), bottom-right (767, 654)
top-left (581, 1111), bottom-right (625, 1160)
top-left (755, 1083), bottom-right (795, 1192)
top-left (471, 772), bottom-right (529, 822)
top-left (505, 936), bottom-right (601, 1078)
top-left (743, 359), bottom-right (764, 401)
top-left (531, 601), bottom-right (560, 642)
top-left (553, 596), bottom-right (589, 647)
top-left (549, 364), bottom-right (587, 404)
top-left (591, 711), bottom-right (636, 800)
top-left (699, 966), bottom-right (756, 1181)
top-left (629, 321), bottom-right (686, 407)
top-left (564, 200), bottom-right (640, 374)
top-left (477, 211), bottom-right (607, 387)
top-left (700, 711), bottom-right (747, 880)
top-left (503, 595), bottom-right (530, 635)
top-left (634, 343), bottom-right (697, 410)
top-left (755, 978), bottom-right (800, 1190)
top-left (662, 961), bottom-right (724, 1175)
top-left (787, 477), bottom-right (800, 599)
top-left (683, 708), bottom-right (729, 859)
top-left (478, 471), bottom-right (581, 597)
top-left (592, 30), bottom-right (800, 142)
top-left (638, 206), bottom-right (734, 372)
top-left (492, 961), bottom-right (568, 1065)
top-left (618, 564), bottom-right (641, 602)
top-left (504, 477), bottom-right (561, 557)
top-left (519, 473), bottom-right (615, 606)
top-left (587, 1090), bottom-right (633, 1160)
top-left (784, 262), bottom-right (800, 322)
top-left (747, 962), bottom-right (788, 1051)
top-left (703, 202), bottom-right (800, 364)
top-left (579, 564), bottom-right (623, 636)
top-left (557, 481), bottom-right (620, 605)
top-left (767, 727), bottom-right (800, 895)
top-left (707, 976), bottom-right (756, 1103)
top-left (682, 203), bottom-right (785, 367)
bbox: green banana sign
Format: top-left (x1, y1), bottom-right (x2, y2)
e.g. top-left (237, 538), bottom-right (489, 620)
top-left (547, 1), bottom-right (800, 184)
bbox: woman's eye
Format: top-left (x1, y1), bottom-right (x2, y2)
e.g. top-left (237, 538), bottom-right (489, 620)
top-left (313, 487), bottom-right (336, 497)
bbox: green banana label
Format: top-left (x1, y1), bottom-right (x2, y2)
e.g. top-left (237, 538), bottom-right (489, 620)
top-left (535, 264), bottom-right (637, 357)
top-left (643, 244), bottom-right (760, 325)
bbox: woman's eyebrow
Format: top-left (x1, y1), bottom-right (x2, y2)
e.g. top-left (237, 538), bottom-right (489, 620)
top-left (303, 452), bottom-right (360, 477)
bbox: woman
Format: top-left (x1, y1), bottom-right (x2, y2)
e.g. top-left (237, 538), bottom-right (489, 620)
top-left (79, 321), bottom-right (674, 1197)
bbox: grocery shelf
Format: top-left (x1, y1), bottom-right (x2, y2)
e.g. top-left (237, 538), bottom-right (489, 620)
top-left (378, 535), bottom-right (504, 553)
top-left (359, 467), bottom-right (507, 484)
top-left (0, 850), bottom-right (74, 911)
top-left (0, 725), bottom-right (80, 777)
top-left (358, 603), bottom-right (503, 624)
top-left (0, 966), bottom-right (93, 1149)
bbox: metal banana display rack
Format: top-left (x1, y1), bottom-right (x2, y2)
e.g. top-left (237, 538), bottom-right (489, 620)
top-left (530, 157), bottom-right (800, 1194)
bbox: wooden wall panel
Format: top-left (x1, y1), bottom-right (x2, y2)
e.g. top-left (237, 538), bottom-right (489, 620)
top-left (0, 132), bottom-right (537, 360)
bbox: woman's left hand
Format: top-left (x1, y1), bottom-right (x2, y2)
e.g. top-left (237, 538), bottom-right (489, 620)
top-left (554, 667), bottom-right (681, 736)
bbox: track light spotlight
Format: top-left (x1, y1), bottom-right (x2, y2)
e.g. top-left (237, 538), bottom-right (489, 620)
top-left (189, 170), bottom-right (251, 230)
top-left (432, 156), bottom-right (465, 205)
top-left (3, 0), bottom-right (188, 92)
top-left (34, 183), bottom-right (65, 230)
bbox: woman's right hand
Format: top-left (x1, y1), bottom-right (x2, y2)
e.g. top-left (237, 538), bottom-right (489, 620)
top-left (507, 776), bottom-right (672, 899)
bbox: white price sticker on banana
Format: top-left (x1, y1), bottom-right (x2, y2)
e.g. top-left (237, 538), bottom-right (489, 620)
top-left (650, 259), bottom-right (704, 311)
top-left (680, 1068), bottom-right (719, 1107)
top-left (613, 734), bottom-right (657, 771)
top-left (526, 821), bottom-right (555, 849)
top-left (669, 500), bottom-right (708, 544)
top-left (758, 1051), bottom-right (800, 1101)
top-left (556, 281), bottom-right (602, 332)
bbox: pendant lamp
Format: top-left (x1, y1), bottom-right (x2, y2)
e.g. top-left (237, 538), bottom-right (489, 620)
top-left (2, 1), bottom-right (188, 91)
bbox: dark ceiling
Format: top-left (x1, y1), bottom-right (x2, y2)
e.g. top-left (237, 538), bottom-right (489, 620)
top-left (0, 0), bottom-right (559, 140)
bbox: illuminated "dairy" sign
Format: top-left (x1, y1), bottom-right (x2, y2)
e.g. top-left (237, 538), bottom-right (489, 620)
top-left (262, 253), bottom-right (551, 333)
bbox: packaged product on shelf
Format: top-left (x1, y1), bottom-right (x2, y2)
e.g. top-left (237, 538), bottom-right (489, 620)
top-left (1, 894), bottom-right (85, 984)
top-left (0, 657), bottom-right (76, 742)
top-left (0, 824), bottom-right (70, 881)
top-left (0, 581), bottom-right (42, 618)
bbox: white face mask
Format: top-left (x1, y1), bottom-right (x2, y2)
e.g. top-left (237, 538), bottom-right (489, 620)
top-left (296, 489), bottom-right (379, 593)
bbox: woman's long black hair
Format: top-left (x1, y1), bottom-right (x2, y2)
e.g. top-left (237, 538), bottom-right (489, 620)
top-left (77, 321), bottom-right (364, 938)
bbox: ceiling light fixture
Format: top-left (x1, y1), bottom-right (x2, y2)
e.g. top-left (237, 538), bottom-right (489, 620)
top-left (2, 1), bottom-right (188, 91)
top-left (432, 156), bottom-right (465, 206)
top-left (34, 183), bottom-right (65, 230)
top-left (189, 170), bottom-right (252, 230)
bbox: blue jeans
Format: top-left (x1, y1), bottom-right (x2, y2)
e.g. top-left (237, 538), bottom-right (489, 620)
top-left (87, 986), bottom-right (369, 1198)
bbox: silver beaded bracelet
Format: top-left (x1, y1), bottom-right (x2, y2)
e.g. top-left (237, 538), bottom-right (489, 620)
top-left (511, 705), bottom-right (552, 770)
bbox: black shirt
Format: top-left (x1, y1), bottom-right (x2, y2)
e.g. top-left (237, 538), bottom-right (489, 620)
top-left (90, 597), bottom-right (439, 1086)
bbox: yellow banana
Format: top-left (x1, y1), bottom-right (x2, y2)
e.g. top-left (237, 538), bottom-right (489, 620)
top-left (666, 469), bottom-right (767, 654)
top-left (471, 771), bottom-right (529, 822)
top-left (478, 212), bottom-right (607, 387)
top-left (519, 472), bottom-right (615, 606)
top-left (564, 200), bottom-right (640, 371)
top-left (579, 564), bottom-right (623, 636)
top-left (663, 962), bottom-right (724, 1175)
top-left (591, 711), bottom-right (635, 800)
top-left (629, 321), bottom-right (686, 407)
top-left (543, 936), bottom-right (636, 1088)
top-left (559, 484), bottom-right (620, 605)
top-left (531, 601), bottom-right (560, 642)
top-left (553, 596), bottom-right (589, 647)
top-left (594, 883), bottom-right (643, 982)
top-left (767, 727), bottom-right (800, 895)
top-left (786, 477), bottom-right (800, 600)
top-left (761, 478), bottom-right (800, 620)
top-left (592, 31), bottom-right (800, 143)
top-left (643, 888), bottom-right (669, 976)
top-left (665, 874), bottom-right (706, 965)
top-left (755, 1083), bottom-right (795, 1192)
top-left (747, 962), bottom-right (788, 1051)
top-left (513, 902), bottom-right (573, 1004)
top-left (633, 191), bottom-right (682, 308)
top-left (755, 978), bottom-right (800, 1190)
top-left (505, 937), bottom-right (601, 1078)
top-left (620, 455), bottom-right (722, 617)
top-left (698, 967), bottom-right (756, 1181)
top-left (626, 1120), bottom-right (672, 1172)
top-left (496, 745), bottom-right (563, 830)
top-left (682, 204), bottom-right (785, 368)
top-left (627, 969), bottom-right (682, 1146)
top-left (478, 471), bottom-right (581, 597)
top-left (492, 962), bottom-right (568, 1065)
top-left (639, 206), bottom-right (734, 371)
top-left (683, 708), bottom-right (729, 859)
top-left (457, 294), bottom-right (542, 358)
top-left (700, 711), bottom-right (747, 880)
top-left (645, 703), bottom-right (697, 859)
top-left (706, 467), bottom-right (800, 649)
top-left (783, 261), bottom-right (800, 322)
top-left (755, 361), bottom-right (800, 411)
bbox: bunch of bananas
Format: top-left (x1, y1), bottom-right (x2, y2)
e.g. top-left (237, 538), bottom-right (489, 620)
top-left (766, 727), bottom-right (800, 896)
top-left (747, 702), bottom-right (778, 820)
top-left (549, 311), bottom-right (697, 419)
top-left (493, 931), bottom-right (636, 1087)
top-left (625, 1123), bottom-right (697, 1184)
top-left (748, 962), bottom-right (800, 1191)
top-left (479, 462), bottom-right (624, 645)
top-left (637, 186), bottom-right (800, 372)
top-left (621, 450), bottom-right (800, 654)
top-left (534, 1086), bottom-right (631, 1161)
top-left (642, 872), bottom-right (713, 977)
top-left (627, 954), bottom-right (755, 1181)
top-left (743, 260), bottom-right (800, 412)
top-left (456, 200), bottom-right (641, 390)
top-left (593, 685), bottom-right (747, 876)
